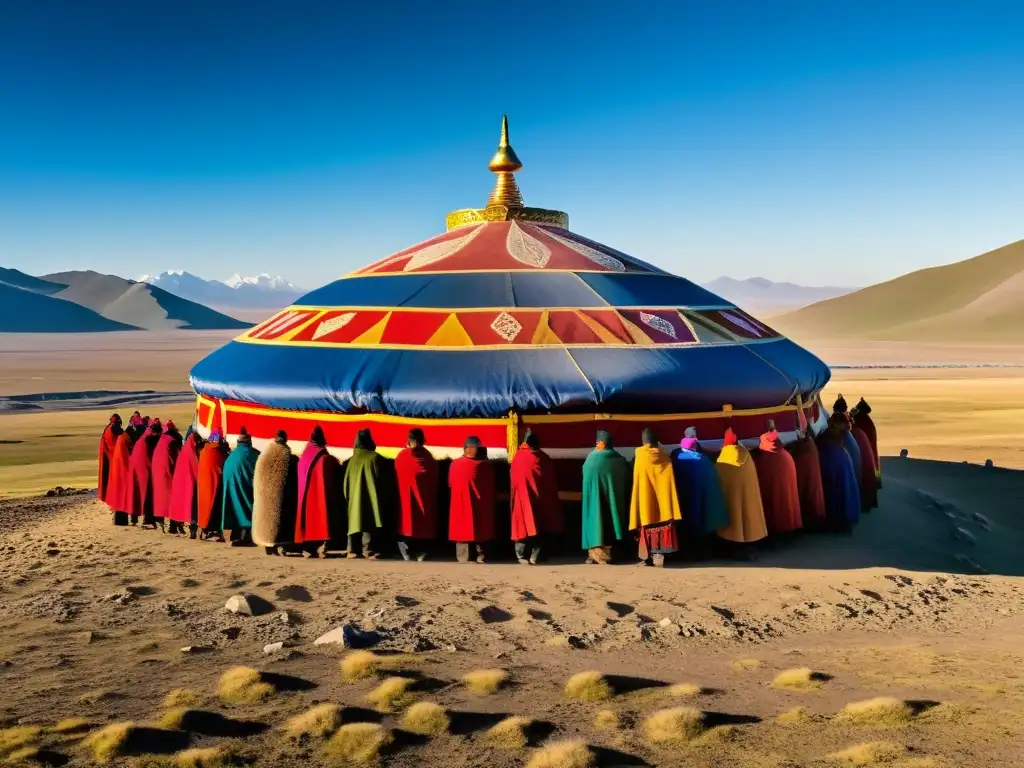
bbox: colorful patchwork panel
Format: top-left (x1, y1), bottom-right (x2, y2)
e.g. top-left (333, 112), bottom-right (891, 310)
top-left (695, 309), bottom-right (778, 340)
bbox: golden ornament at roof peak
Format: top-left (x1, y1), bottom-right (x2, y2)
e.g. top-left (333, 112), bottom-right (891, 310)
top-left (486, 115), bottom-right (525, 208)
top-left (445, 116), bottom-right (569, 231)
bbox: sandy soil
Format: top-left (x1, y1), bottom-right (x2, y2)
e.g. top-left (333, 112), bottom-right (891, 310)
top-left (1, 454), bottom-right (1023, 767)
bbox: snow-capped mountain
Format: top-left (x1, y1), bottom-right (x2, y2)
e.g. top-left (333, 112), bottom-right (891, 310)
top-left (142, 271), bottom-right (304, 310)
top-left (224, 273), bottom-right (301, 292)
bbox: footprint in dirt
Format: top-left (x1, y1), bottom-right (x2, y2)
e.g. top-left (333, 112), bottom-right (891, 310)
top-left (606, 601), bottom-right (634, 618)
top-left (275, 585), bottom-right (313, 603)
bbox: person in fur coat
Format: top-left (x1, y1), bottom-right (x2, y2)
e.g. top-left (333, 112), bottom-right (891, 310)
top-left (252, 431), bottom-right (299, 555)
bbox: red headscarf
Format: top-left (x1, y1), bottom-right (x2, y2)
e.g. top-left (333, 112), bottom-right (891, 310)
top-left (723, 427), bottom-right (738, 446)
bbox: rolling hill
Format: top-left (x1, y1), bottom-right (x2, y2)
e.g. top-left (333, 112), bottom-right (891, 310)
top-left (771, 240), bottom-right (1024, 343)
top-left (0, 274), bottom-right (137, 333)
top-left (41, 271), bottom-right (250, 331)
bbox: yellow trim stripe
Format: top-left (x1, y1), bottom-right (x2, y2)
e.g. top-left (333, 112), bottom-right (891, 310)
top-left (282, 304), bottom-right (735, 313)
top-left (522, 403), bottom-right (801, 425)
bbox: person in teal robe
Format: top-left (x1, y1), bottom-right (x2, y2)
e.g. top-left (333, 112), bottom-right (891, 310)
top-left (343, 428), bottom-right (386, 559)
top-left (581, 430), bottom-right (629, 564)
top-left (221, 427), bottom-right (261, 546)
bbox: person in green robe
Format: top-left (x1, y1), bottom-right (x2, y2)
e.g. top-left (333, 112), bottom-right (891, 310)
top-left (343, 428), bottom-right (386, 559)
top-left (221, 427), bottom-right (261, 547)
top-left (581, 429), bottom-right (629, 564)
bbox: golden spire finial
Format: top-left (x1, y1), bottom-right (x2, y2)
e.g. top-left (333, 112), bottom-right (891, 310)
top-left (486, 114), bottom-right (524, 208)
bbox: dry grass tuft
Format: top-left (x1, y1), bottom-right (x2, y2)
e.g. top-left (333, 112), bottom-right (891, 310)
top-left (593, 710), bottom-right (619, 731)
top-left (777, 706), bottom-right (818, 725)
top-left (323, 723), bottom-right (393, 763)
top-left (485, 716), bottom-right (532, 750)
top-left (217, 667), bottom-right (275, 706)
top-left (526, 740), bottom-right (594, 768)
top-left (340, 651), bottom-right (385, 682)
top-left (49, 718), bottom-right (91, 735)
top-left (461, 668), bottom-right (510, 695)
top-left (282, 703), bottom-right (344, 740)
top-left (693, 724), bottom-right (738, 745)
top-left (4, 746), bottom-right (48, 764)
top-left (399, 702), bottom-right (449, 737)
top-left (731, 658), bottom-right (763, 673)
top-left (643, 707), bottom-right (707, 744)
top-left (772, 668), bottom-right (827, 691)
top-left (162, 689), bottom-right (203, 708)
top-left (667, 683), bottom-right (703, 697)
top-left (366, 677), bottom-right (417, 713)
top-left (564, 671), bottom-right (612, 702)
top-left (0, 727), bottom-right (42, 756)
top-left (174, 746), bottom-right (241, 768)
top-left (83, 722), bottom-right (134, 763)
top-left (826, 740), bottom-right (907, 764)
top-left (156, 709), bottom-right (191, 731)
top-left (836, 698), bottom-right (914, 727)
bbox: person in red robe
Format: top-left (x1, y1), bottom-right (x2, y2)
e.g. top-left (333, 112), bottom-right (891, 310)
top-left (853, 398), bottom-right (881, 488)
top-left (197, 429), bottom-right (228, 541)
top-left (394, 428), bottom-right (438, 561)
top-left (150, 421), bottom-right (182, 530)
top-left (509, 429), bottom-right (563, 565)
top-left (448, 436), bottom-right (496, 563)
top-left (849, 417), bottom-right (879, 512)
top-left (127, 421), bottom-right (163, 528)
top-left (787, 428), bottom-right (827, 527)
top-left (97, 414), bottom-right (123, 503)
top-left (107, 425), bottom-right (140, 525)
top-left (169, 431), bottom-right (204, 536)
top-left (294, 426), bottom-right (342, 557)
top-left (752, 426), bottom-right (803, 536)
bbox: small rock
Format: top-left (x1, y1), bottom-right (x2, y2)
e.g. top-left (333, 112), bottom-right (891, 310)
top-left (46, 548), bottom-right (60, 557)
top-left (263, 642), bottom-right (284, 654)
top-left (180, 646), bottom-right (206, 654)
top-left (444, 644), bottom-right (458, 653)
top-left (279, 611), bottom-right (293, 625)
top-left (567, 635), bottom-right (587, 649)
top-left (103, 590), bottom-right (135, 605)
top-left (313, 624), bottom-right (382, 649)
top-left (45, 490), bottom-right (56, 497)
top-left (494, 651), bottom-right (508, 659)
top-left (409, 637), bottom-right (437, 652)
top-left (900, 448), bottom-right (909, 458)
top-left (658, 617), bottom-right (674, 628)
top-left (225, 593), bottom-right (274, 617)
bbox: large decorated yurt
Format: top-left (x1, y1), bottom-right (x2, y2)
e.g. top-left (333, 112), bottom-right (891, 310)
top-left (189, 118), bottom-right (831, 489)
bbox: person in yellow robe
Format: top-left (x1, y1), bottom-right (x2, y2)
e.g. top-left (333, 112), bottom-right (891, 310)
top-left (716, 427), bottom-right (768, 551)
top-left (629, 428), bottom-right (683, 567)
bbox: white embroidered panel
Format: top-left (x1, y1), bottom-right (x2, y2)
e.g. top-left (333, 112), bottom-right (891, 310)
top-left (312, 312), bottom-right (356, 340)
top-left (640, 311), bottom-right (678, 339)
top-left (535, 226), bottom-right (626, 272)
top-left (506, 220), bottom-right (551, 268)
top-left (399, 225), bottom-right (484, 272)
top-left (720, 309), bottom-right (765, 337)
top-left (490, 311), bottom-right (523, 342)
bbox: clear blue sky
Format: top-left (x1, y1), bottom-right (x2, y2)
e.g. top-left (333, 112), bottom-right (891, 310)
top-left (1, 0), bottom-right (1022, 288)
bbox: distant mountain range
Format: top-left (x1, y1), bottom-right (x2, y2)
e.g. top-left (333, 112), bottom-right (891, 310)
top-left (700, 276), bottom-right (856, 316)
top-left (0, 269), bottom-right (249, 333)
top-left (772, 239), bottom-right (1024, 343)
top-left (141, 270), bottom-right (304, 310)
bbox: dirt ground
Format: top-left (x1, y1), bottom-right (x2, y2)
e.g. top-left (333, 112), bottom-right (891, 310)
top-left (3, 336), bottom-right (1024, 765)
top-left (1, 453), bottom-right (1023, 767)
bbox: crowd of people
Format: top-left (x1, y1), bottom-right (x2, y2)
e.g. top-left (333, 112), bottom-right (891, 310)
top-left (95, 396), bottom-right (880, 566)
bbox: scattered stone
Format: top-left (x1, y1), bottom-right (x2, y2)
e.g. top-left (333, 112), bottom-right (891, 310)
top-left (180, 646), bottom-right (209, 654)
top-left (221, 627), bottom-right (241, 641)
top-left (225, 593), bottom-right (274, 617)
top-left (314, 624), bottom-right (382, 649)
top-left (46, 548), bottom-right (60, 557)
top-left (658, 617), bottom-right (674, 628)
top-left (263, 642), bottom-right (284, 654)
top-left (279, 611), bottom-right (293, 625)
top-left (102, 590), bottom-right (135, 605)
top-left (444, 644), bottom-right (458, 653)
top-left (494, 651), bottom-right (508, 659)
top-left (76, 631), bottom-right (96, 645)
top-left (409, 637), bottom-right (437, 652)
